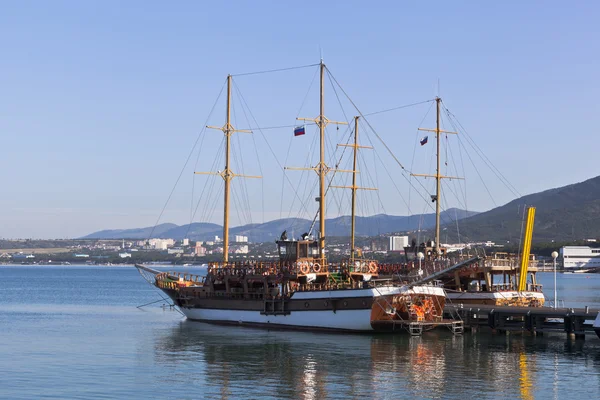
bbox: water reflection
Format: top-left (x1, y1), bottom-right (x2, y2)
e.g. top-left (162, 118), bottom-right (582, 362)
top-left (149, 321), bottom-right (600, 399)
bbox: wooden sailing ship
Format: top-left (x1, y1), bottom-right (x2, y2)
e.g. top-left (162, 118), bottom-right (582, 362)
top-left (379, 98), bottom-right (545, 307)
top-left (136, 61), bottom-right (452, 333)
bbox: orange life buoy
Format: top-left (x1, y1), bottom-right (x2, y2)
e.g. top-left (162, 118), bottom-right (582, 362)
top-left (368, 261), bottom-right (378, 274)
top-left (313, 263), bottom-right (321, 273)
top-left (300, 262), bottom-right (310, 275)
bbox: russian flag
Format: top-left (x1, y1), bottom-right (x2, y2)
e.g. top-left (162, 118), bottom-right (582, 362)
top-left (294, 125), bottom-right (306, 136)
top-left (420, 136), bottom-right (428, 146)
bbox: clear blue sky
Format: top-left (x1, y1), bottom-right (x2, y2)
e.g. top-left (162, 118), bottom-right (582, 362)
top-left (1, 1), bottom-right (598, 239)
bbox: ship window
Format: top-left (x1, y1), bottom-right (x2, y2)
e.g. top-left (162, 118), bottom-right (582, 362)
top-left (309, 242), bottom-right (319, 256)
top-left (299, 243), bottom-right (308, 258)
top-left (279, 242), bottom-right (297, 259)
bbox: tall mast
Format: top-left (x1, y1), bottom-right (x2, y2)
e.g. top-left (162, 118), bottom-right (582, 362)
top-left (292, 61), bottom-right (347, 262)
top-left (223, 75), bottom-right (232, 262)
top-left (332, 116), bottom-right (375, 261)
top-left (435, 97), bottom-right (441, 254)
top-left (350, 116), bottom-right (358, 260)
top-left (197, 75), bottom-right (260, 264)
top-left (412, 97), bottom-right (461, 256)
top-left (318, 61), bottom-right (326, 259)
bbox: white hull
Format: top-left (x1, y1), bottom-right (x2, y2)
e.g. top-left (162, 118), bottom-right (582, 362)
top-left (290, 285), bottom-right (445, 299)
top-left (447, 291), bottom-right (545, 301)
top-left (180, 285), bottom-right (446, 332)
top-left (446, 291), bottom-right (546, 305)
top-left (181, 307), bottom-right (375, 331)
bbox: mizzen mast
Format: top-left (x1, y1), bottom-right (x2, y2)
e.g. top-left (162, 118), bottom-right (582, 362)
top-left (411, 97), bottom-right (461, 255)
top-left (332, 116), bottom-right (376, 261)
top-left (196, 75), bottom-right (261, 263)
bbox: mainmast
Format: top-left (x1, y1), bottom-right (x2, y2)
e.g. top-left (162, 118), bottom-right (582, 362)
top-left (197, 75), bottom-right (260, 264)
top-left (318, 61), bottom-right (326, 259)
top-left (223, 75), bottom-right (233, 262)
top-left (435, 97), bottom-right (442, 254)
top-left (333, 116), bottom-right (375, 261)
top-left (350, 117), bottom-right (359, 259)
top-left (293, 61), bottom-right (347, 261)
top-left (412, 97), bottom-right (460, 256)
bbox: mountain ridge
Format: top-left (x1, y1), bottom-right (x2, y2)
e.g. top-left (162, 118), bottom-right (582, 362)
top-left (81, 208), bottom-right (477, 242)
top-left (445, 175), bottom-right (600, 242)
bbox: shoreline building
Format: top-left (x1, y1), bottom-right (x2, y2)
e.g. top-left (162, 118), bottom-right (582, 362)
top-left (389, 236), bottom-right (409, 252)
top-left (560, 246), bottom-right (600, 272)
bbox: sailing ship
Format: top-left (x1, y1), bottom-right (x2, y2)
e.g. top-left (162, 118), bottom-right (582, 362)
top-left (375, 98), bottom-right (546, 307)
top-left (136, 62), bottom-right (451, 333)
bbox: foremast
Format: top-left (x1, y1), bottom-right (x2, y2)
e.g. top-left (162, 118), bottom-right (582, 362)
top-left (196, 75), bottom-right (261, 263)
top-left (411, 97), bottom-right (461, 255)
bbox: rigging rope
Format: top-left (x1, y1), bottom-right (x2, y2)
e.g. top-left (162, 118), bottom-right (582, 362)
top-left (363, 99), bottom-right (434, 117)
top-left (149, 78), bottom-right (227, 242)
top-left (231, 63), bottom-right (320, 77)
top-left (234, 81), bottom-right (315, 222)
top-left (443, 103), bottom-right (521, 199)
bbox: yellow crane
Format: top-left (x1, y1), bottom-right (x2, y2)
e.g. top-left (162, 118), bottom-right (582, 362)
top-left (518, 207), bottom-right (536, 292)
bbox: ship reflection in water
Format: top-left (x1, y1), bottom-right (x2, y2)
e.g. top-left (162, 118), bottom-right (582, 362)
top-left (150, 320), bottom-right (600, 399)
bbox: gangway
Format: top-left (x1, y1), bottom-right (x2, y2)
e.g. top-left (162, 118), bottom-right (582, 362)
top-left (405, 256), bottom-right (482, 287)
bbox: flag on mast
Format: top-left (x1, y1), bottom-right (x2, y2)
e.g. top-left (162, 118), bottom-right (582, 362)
top-left (420, 136), bottom-right (428, 146)
top-left (294, 125), bottom-right (306, 136)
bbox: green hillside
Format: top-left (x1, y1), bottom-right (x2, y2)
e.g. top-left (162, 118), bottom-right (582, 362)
top-left (450, 175), bottom-right (600, 242)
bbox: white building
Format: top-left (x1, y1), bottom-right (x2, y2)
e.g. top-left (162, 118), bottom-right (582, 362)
top-left (183, 238), bottom-right (189, 246)
top-left (234, 235), bottom-right (248, 243)
top-left (167, 248), bottom-right (184, 255)
top-left (148, 238), bottom-right (175, 250)
top-left (234, 245), bottom-right (249, 254)
top-left (560, 246), bottom-right (600, 271)
top-left (195, 243), bottom-right (206, 256)
top-left (389, 236), bottom-right (409, 252)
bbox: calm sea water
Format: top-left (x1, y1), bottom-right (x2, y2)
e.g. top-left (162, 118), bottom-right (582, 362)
top-left (1, 266), bottom-right (600, 399)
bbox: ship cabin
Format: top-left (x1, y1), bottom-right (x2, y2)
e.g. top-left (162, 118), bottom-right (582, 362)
top-left (403, 243), bottom-right (448, 262)
top-left (276, 238), bottom-right (328, 278)
top-left (276, 239), bottom-right (320, 265)
top-left (442, 252), bottom-right (542, 294)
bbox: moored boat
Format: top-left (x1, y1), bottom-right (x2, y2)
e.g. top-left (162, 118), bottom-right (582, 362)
top-left (136, 61), bottom-right (450, 333)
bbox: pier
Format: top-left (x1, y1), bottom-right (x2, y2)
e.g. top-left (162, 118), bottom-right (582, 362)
top-left (445, 304), bottom-right (600, 339)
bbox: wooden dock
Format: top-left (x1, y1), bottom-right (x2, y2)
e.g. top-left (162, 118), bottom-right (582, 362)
top-left (373, 319), bottom-right (464, 336)
top-left (444, 304), bottom-right (600, 339)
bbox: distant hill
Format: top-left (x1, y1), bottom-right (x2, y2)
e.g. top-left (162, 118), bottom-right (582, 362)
top-left (82, 176), bottom-right (600, 243)
top-left (82, 223), bottom-right (178, 240)
top-left (81, 208), bottom-right (477, 242)
top-left (448, 175), bottom-right (600, 242)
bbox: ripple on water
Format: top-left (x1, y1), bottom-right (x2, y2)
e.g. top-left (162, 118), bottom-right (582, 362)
top-left (1, 266), bottom-right (600, 399)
